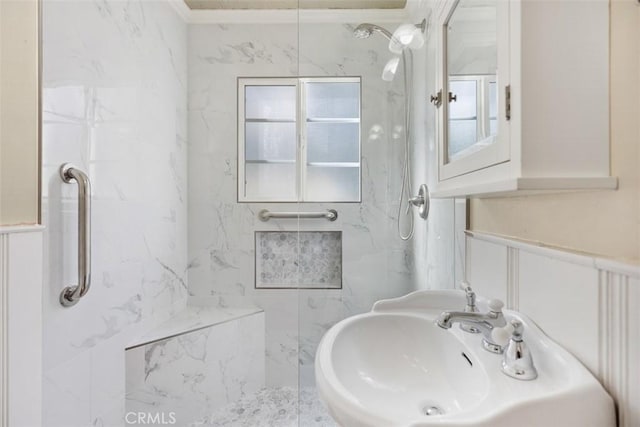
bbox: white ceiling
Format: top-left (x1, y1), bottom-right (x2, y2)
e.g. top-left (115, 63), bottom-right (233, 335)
top-left (184, 0), bottom-right (407, 10)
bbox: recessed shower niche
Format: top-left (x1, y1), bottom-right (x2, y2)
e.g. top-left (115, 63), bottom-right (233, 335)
top-left (255, 231), bottom-right (342, 289)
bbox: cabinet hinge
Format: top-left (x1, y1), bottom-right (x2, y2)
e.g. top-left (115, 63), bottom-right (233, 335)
top-left (505, 85), bottom-right (511, 121)
top-left (430, 90), bottom-right (443, 108)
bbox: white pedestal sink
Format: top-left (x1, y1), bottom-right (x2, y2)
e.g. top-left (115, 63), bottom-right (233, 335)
top-left (315, 290), bottom-right (615, 427)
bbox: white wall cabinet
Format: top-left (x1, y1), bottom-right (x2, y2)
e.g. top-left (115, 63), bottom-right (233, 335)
top-left (431, 0), bottom-right (617, 198)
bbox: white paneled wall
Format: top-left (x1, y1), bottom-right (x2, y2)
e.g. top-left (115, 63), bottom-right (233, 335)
top-left (466, 231), bottom-right (640, 427)
top-left (0, 227), bottom-right (43, 427)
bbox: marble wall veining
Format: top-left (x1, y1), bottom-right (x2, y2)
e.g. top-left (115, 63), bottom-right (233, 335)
top-left (41, 1), bottom-right (188, 425)
top-left (187, 21), bottom-right (415, 389)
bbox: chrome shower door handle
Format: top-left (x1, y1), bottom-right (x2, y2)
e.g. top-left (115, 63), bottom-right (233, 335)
top-left (59, 163), bottom-right (92, 307)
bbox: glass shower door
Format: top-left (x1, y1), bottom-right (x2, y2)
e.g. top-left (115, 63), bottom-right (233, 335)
top-left (295, 9), bottom-right (417, 426)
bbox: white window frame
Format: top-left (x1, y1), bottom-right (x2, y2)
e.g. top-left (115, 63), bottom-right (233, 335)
top-left (238, 76), bottom-right (361, 203)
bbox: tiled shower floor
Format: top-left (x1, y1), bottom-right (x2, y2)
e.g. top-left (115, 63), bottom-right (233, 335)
top-left (191, 387), bottom-right (338, 427)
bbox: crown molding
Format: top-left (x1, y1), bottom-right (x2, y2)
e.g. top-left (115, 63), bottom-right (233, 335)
top-left (168, 0), bottom-right (410, 23)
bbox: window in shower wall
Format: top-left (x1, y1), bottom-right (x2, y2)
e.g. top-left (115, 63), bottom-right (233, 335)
top-left (238, 77), bottom-right (361, 202)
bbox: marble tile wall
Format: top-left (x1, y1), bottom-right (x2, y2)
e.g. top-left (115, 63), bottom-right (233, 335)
top-left (256, 231), bottom-right (342, 289)
top-left (410, 0), bottom-right (462, 291)
top-left (39, 1), bottom-right (462, 424)
top-left (41, 1), bottom-right (188, 425)
top-left (187, 22), bottom-right (416, 389)
top-left (125, 311), bottom-right (265, 426)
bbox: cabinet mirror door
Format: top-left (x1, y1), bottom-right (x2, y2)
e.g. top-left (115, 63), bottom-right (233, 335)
top-left (439, 0), bottom-right (509, 181)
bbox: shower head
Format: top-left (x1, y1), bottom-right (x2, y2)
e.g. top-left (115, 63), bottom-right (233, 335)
top-left (353, 19), bottom-right (428, 47)
top-left (389, 19), bottom-right (428, 53)
top-left (353, 23), bottom-right (393, 41)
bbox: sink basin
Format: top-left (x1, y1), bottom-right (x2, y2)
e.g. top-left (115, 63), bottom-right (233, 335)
top-left (329, 312), bottom-right (489, 419)
top-left (315, 290), bottom-right (615, 427)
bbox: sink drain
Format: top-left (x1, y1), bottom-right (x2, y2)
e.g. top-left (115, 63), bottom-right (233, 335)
top-left (422, 405), bottom-right (444, 416)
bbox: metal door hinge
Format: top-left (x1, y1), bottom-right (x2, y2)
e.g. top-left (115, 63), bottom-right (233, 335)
top-left (505, 85), bottom-right (511, 121)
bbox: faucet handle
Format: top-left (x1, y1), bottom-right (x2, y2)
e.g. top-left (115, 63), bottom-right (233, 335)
top-left (464, 288), bottom-right (478, 312)
top-left (488, 299), bottom-right (504, 313)
top-left (510, 320), bottom-right (524, 340)
top-left (491, 321), bottom-right (515, 346)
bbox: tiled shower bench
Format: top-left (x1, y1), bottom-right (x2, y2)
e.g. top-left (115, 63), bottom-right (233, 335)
top-left (125, 306), bottom-right (265, 426)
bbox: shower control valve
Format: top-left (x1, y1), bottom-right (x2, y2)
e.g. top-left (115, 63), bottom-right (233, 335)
top-left (408, 184), bottom-right (430, 220)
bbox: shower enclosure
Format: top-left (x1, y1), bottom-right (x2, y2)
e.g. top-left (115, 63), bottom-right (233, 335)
top-left (40, 1), bottom-right (460, 426)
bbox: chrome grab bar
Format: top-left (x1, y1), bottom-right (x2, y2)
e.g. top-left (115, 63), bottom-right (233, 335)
top-left (258, 209), bottom-right (338, 222)
top-left (59, 163), bottom-right (91, 307)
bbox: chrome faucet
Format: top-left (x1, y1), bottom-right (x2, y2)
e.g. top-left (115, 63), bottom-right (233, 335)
top-left (459, 287), bottom-right (481, 334)
top-left (436, 299), bottom-right (508, 353)
top-left (501, 320), bottom-right (538, 380)
top-left (462, 285), bottom-right (478, 312)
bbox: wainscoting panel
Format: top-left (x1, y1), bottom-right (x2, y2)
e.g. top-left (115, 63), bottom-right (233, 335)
top-left (466, 237), bottom-right (508, 302)
top-left (466, 231), bottom-right (640, 427)
top-left (0, 226), bottom-right (44, 427)
top-left (627, 278), bottom-right (640, 427)
top-left (518, 251), bottom-right (601, 373)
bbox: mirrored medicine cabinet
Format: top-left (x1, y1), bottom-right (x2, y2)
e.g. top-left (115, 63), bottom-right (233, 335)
top-left (438, 0), bottom-right (509, 182)
top-left (431, 0), bottom-right (616, 198)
